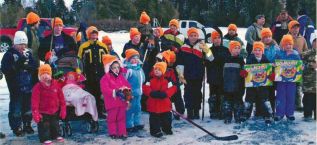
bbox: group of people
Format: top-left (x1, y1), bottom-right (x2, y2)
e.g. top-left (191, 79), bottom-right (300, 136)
top-left (0, 9), bottom-right (315, 144)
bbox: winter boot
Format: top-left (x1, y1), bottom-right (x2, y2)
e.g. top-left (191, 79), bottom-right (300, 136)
top-left (193, 109), bottom-right (200, 119)
top-left (187, 109), bottom-right (194, 119)
top-left (287, 116), bottom-right (295, 121)
top-left (13, 127), bottom-right (25, 137)
top-left (134, 125), bottom-right (144, 130)
top-left (23, 122), bottom-right (34, 134)
top-left (0, 132), bottom-right (5, 139)
top-left (151, 132), bottom-right (163, 138)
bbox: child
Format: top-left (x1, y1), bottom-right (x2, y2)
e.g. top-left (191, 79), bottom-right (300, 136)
top-left (176, 28), bottom-right (214, 119)
top-left (102, 35), bottom-right (120, 59)
top-left (137, 11), bottom-right (153, 43)
top-left (274, 34), bottom-right (302, 121)
top-left (1, 31), bottom-right (37, 136)
top-left (223, 24), bottom-right (247, 58)
top-left (143, 62), bottom-right (177, 137)
top-left (124, 49), bottom-right (145, 132)
top-left (222, 41), bottom-right (245, 124)
top-left (302, 32), bottom-right (316, 121)
top-left (32, 64), bottom-right (66, 144)
top-left (161, 19), bottom-right (185, 52)
top-left (241, 42), bottom-right (274, 124)
top-left (121, 28), bottom-right (144, 60)
top-left (261, 28), bottom-right (280, 114)
top-left (206, 30), bottom-right (231, 119)
top-left (62, 71), bottom-right (98, 131)
top-left (100, 54), bottom-right (131, 139)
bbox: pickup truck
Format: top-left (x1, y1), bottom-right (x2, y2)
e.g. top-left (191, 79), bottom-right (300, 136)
top-left (0, 18), bottom-right (77, 52)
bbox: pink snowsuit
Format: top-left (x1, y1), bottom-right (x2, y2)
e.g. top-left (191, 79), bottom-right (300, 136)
top-left (100, 68), bottom-right (131, 136)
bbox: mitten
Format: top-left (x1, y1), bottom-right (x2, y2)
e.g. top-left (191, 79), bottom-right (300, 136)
top-left (269, 72), bottom-right (275, 81)
top-left (32, 111), bottom-right (42, 123)
top-left (150, 91), bottom-right (167, 99)
top-left (45, 51), bottom-right (52, 61)
top-left (240, 70), bottom-right (248, 78)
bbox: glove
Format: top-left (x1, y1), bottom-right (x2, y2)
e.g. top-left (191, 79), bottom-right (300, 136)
top-left (45, 51), bottom-right (52, 61)
top-left (179, 75), bottom-right (187, 84)
top-left (269, 72), bottom-right (275, 81)
top-left (60, 108), bottom-right (66, 119)
top-left (32, 111), bottom-right (42, 123)
top-left (115, 89), bottom-right (125, 100)
top-left (240, 70), bottom-right (248, 78)
top-left (16, 56), bottom-right (27, 68)
top-left (150, 91), bottom-right (167, 99)
top-left (199, 43), bottom-right (210, 53)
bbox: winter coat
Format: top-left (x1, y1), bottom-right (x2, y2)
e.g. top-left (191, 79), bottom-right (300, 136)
top-left (264, 40), bottom-right (280, 63)
top-left (298, 15), bottom-right (315, 46)
top-left (143, 76), bottom-right (177, 113)
top-left (223, 55), bottom-right (245, 94)
top-left (1, 48), bottom-right (37, 94)
top-left (290, 34), bottom-right (308, 55)
top-left (23, 26), bottom-right (40, 65)
top-left (124, 61), bottom-right (145, 97)
top-left (137, 23), bottom-right (153, 43)
top-left (206, 45), bottom-right (231, 84)
top-left (78, 40), bottom-right (109, 83)
top-left (245, 23), bottom-right (263, 45)
top-left (39, 31), bottom-right (77, 61)
top-left (271, 16), bottom-right (293, 44)
top-left (121, 40), bottom-right (145, 61)
top-left (142, 37), bottom-right (160, 81)
top-left (245, 54), bottom-right (271, 98)
top-left (32, 80), bottom-right (66, 115)
top-left (100, 68), bottom-right (131, 110)
top-left (302, 49), bottom-right (316, 93)
top-left (275, 50), bottom-right (301, 61)
top-left (161, 29), bottom-right (184, 52)
top-left (176, 40), bottom-right (214, 80)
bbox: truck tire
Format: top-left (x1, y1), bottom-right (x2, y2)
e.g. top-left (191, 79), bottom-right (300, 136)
top-left (0, 36), bottom-right (12, 53)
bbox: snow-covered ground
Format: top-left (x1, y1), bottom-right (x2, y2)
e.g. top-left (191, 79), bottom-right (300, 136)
top-left (0, 28), bottom-right (316, 145)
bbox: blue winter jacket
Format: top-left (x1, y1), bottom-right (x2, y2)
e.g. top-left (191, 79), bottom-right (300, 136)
top-left (275, 50), bottom-right (301, 61)
top-left (223, 55), bottom-right (245, 93)
top-left (298, 15), bottom-right (315, 47)
top-left (124, 61), bottom-right (145, 97)
top-left (1, 48), bottom-right (37, 94)
top-left (264, 41), bottom-right (280, 63)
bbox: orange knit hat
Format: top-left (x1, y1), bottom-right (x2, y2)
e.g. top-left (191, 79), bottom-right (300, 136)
top-left (86, 26), bottom-right (98, 39)
top-left (51, 17), bottom-right (63, 27)
top-left (26, 12), bottom-right (40, 25)
top-left (130, 28), bottom-right (141, 40)
top-left (229, 41), bottom-right (241, 52)
top-left (169, 19), bottom-right (179, 28)
top-left (102, 35), bottom-right (112, 45)
top-left (281, 34), bottom-right (294, 47)
top-left (38, 64), bottom-right (52, 77)
top-left (187, 27), bottom-right (199, 36)
top-left (253, 41), bottom-right (265, 52)
top-left (102, 54), bottom-right (120, 73)
top-left (211, 31), bottom-right (220, 40)
top-left (228, 24), bottom-right (237, 32)
top-left (139, 11), bottom-right (150, 24)
top-left (153, 62), bottom-right (167, 75)
top-left (261, 28), bottom-right (272, 38)
top-left (155, 27), bottom-right (164, 37)
top-left (162, 50), bottom-right (176, 63)
top-left (288, 20), bottom-right (300, 30)
top-left (125, 49), bottom-right (140, 60)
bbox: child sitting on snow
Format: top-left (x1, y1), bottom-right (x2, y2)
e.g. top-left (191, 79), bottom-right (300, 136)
top-left (123, 49), bottom-right (145, 132)
top-left (31, 64), bottom-right (66, 144)
top-left (61, 71), bottom-right (98, 131)
top-left (143, 62), bottom-right (177, 137)
top-left (100, 54), bottom-right (132, 139)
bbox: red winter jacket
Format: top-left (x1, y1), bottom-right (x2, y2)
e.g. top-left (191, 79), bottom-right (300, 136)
top-left (143, 76), bottom-right (177, 113)
top-left (32, 80), bottom-right (66, 115)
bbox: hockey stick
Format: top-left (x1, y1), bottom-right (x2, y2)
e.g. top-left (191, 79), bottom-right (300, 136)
top-left (172, 110), bottom-right (238, 141)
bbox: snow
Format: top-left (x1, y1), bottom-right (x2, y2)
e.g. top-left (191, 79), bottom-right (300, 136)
top-left (0, 28), bottom-right (316, 145)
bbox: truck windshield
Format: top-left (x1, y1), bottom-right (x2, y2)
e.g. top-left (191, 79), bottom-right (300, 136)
top-left (189, 22), bottom-right (197, 28)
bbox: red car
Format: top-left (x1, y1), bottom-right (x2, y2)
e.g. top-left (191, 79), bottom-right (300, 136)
top-left (0, 18), bottom-right (77, 52)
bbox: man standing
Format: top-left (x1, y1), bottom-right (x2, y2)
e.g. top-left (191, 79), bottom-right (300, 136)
top-left (271, 10), bottom-right (294, 44)
top-left (245, 15), bottom-right (266, 55)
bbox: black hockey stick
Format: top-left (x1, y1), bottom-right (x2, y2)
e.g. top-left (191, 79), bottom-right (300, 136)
top-left (172, 110), bottom-right (238, 141)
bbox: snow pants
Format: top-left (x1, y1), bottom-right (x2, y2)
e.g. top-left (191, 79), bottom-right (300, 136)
top-left (126, 94), bottom-right (142, 129)
top-left (184, 79), bottom-right (203, 110)
top-left (107, 107), bottom-right (127, 136)
top-left (223, 92), bottom-right (244, 122)
top-left (208, 83), bottom-right (224, 118)
top-left (37, 112), bottom-right (60, 143)
top-left (303, 92), bottom-right (316, 119)
top-left (149, 112), bottom-right (172, 135)
top-left (276, 82), bottom-right (296, 118)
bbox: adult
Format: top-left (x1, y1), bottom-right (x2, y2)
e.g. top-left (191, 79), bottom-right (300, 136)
top-left (78, 26), bottom-right (109, 117)
top-left (1, 31), bottom-right (37, 136)
top-left (161, 19), bottom-right (185, 53)
top-left (271, 10), bottom-right (294, 44)
top-left (245, 14), bottom-right (266, 55)
top-left (38, 17), bottom-right (77, 62)
top-left (297, 9), bottom-right (315, 47)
